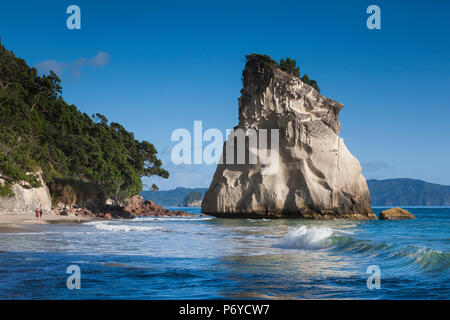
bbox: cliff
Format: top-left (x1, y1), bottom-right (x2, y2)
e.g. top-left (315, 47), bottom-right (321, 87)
top-left (202, 54), bottom-right (376, 219)
top-left (0, 171), bottom-right (51, 212)
top-left (182, 191), bottom-right (203, 207)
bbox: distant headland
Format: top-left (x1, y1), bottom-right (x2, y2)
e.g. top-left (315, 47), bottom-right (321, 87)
top-left (141, 179), bottom-right (450, 207)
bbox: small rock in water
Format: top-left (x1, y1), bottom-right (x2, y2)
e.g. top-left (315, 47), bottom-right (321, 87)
top-left (379, 207), bottom-right (416, 220)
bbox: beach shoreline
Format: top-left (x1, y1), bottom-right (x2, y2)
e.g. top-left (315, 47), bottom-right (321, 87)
top-left (0, 201), bottom-right (204, 232)
top-left (0, 209), bottom-right (94, 233)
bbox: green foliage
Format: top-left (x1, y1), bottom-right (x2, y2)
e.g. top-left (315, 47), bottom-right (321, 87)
top-left (0, 41), bottom-right (168, 201)
top-left (49, 178), bottom-right (106, 206)
top-left (141, 187), bottom-right (207, 206)
top-left (300, 73), bottom-right (320, 93)
top-left (245, 54), bottom-right (321, 93)
top-left (368, 179), bottom-right (450, 206)
top-left (279, 58), bottom-right (300, 77)
top-left (301, 74), bottom-right (310, 82)
top-left (245, 54), bottom-right (279, 68)
top-left (280, 59), bottom-right (321, 93)
top-left (184, 191), bottom-right (202, 203)
top-left (308, 79), bottom-right (320, 93)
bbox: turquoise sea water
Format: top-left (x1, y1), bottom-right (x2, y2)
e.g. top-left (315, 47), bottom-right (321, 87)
top-left (0, 207), bottom-right (448, 299)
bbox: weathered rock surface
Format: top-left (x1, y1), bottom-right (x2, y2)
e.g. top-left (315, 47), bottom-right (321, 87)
top-left (202, 55), bottom-right (376, 219)
top-left (183, 200), bottom-right (203, 207)
top-left (54, 195), bottom-right (205, 219)
top-left (0, 171), bottom-right (52, 212)
top-left (379, 207), bottom-right (416, 220)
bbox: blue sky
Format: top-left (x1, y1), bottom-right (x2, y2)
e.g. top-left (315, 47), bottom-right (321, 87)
top-left (1, 0), bottom-right (449, 189)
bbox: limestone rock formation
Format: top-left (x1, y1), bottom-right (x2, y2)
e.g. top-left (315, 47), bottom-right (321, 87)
top-left (202, 55), bottom-right (376, 219)
top-left (182, 191), bottom-right (204, 207)
top-left (0, 171), bottom-right (52, 212)
top-left (379, 207), bottom-right (416, 220)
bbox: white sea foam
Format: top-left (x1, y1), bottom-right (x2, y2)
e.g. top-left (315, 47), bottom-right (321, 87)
top-left (86, 221), bottom-right (165, 232)
top-left (276, 225), bottom-right (353, 250)
top-left (131, 217), bottom-right (214, 222)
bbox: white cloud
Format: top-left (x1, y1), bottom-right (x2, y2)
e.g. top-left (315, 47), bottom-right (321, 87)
top-left (362, 161), bottom-right (395, 173)
top-left (34, 51), bottom-right (110, 78)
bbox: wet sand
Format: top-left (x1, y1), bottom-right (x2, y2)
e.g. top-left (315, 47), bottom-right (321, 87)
top-left (0, 212), bottom-right (93, 233)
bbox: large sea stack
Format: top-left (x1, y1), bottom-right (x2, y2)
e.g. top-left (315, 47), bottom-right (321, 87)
top-left (202, 54), bottom-right (376, 219)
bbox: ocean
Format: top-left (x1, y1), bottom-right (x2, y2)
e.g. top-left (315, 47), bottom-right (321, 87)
top-left (0, 207), bottom-right (448, 299)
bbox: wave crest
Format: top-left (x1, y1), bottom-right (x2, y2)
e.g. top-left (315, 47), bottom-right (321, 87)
top-left (276, 225), bottom-right (353, 250)
top-left (395, 247), bottom-right (450, 273)
top-left (86, 221), bottom-right (165, 232)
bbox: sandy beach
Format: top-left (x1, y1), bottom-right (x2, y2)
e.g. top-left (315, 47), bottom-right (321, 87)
top-left (0, 209), bottom-right (93, 233)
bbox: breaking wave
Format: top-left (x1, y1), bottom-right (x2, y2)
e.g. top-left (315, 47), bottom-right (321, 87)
top-left (86, 221), bottom-right (165, 232)
top-left (131, 217), bottom-right (214, 222)
top-left (393, 247), bottom-right (450, 273)
top-left (275, 225), bottom-right (450, 273)
top-left (275, 225), bottom-right (354, 250)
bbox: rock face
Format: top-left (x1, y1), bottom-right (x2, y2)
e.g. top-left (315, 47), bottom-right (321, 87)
top-left (184, 200), bottom-right (202, 207)
top-left (181, 191), bottom-right (204, 207)
top-left (0, 171), bottom-right (52, 212)
top-left (53, 195), bottom-right (205, 219)
top-left (379, 207), bottom-right (416, 220)
top-left (202, 55), bottom-right (376, 219)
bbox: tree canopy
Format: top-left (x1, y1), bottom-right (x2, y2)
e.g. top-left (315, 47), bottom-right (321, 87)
top-left (246, 54), bottom-right (321, 93)
top-left (279, 57), bottom-right (320, 93)
top-left (185, 191), bottom-right (202, 203)
top-left (280, 58), bottom-right (300, 78)
top-left (0, 41), bottom-right (168, 200)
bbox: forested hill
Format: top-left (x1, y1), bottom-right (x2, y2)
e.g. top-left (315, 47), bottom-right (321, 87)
top-left (0, 41), bottom-right (168, 201)
top-left (142, 179), bottom-right (450, 207)
top-left (367, 179), bottom-right (450, 206)
top-left (141, 187), bottom-right (208, 206)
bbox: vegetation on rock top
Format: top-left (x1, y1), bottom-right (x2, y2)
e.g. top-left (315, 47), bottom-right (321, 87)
top-left (245, 54), bottom-right (321, 93)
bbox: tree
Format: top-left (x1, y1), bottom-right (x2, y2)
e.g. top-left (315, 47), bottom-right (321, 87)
top-left (245, 54), bottom-right (321, 93)
top-left (0, 40), bottom-right (169, 201)
top-left (185, 191), bottom-right (202, 202)
top-left (245, 54), bottom-right (279, 68)
top-left (301, 74), bottom-right (310, 83)
top-left (301, 74), bottom-right (321, 93)
top-left (308, 79), bottom-right (321, 93)
top-left (280, 58), bottom-right (300, 77)
top-left (143, 183), bottom-right (160, 192)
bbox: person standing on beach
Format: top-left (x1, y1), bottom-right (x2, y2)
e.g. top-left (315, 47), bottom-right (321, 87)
top-left (35, 207), bottom-right (40, 221)
top-left (39, 205), bottom-right (43, 220)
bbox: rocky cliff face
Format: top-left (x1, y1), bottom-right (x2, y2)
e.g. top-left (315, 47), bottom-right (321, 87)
top-left (183, 200), bottom-right (203, 207)
top-left (0, 171), bottom-right (52, 212)
top-left (202, 55), bottom-right (376, 219)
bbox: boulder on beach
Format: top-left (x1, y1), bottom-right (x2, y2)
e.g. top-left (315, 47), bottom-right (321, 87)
top-left (379, 207), bottom-right (416, 220)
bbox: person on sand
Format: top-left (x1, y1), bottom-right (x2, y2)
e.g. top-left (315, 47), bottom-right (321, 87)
top-left (35, 207), bottom-right (40, 221)
top-left (39, 206), bottom-right (43, 220)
